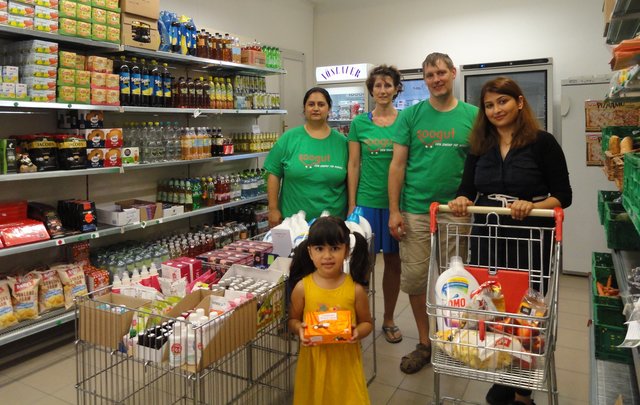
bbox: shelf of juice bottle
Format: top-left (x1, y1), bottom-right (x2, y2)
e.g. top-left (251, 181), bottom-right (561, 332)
top-left (0, 24), bottom-right (122, 52)
top-left (119, 46), bottom-right (287, 76)
top-left (0, 194), bottom-right (267, 258)
top-left (118, 106), bottom-right (287, 115)
top-left (122, 152), bottom-right (269, 170)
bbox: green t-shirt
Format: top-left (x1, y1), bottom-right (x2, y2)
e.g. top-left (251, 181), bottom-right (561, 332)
top-left (347, 112), bottom-right (398, 208)
top-left (264, 126), bottom-right (347, 219)
top-left (392, 99), bottom-right (478, 214)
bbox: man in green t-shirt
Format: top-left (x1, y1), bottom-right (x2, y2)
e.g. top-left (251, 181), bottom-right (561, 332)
top-left (388, 52), bottom-right (478, 374)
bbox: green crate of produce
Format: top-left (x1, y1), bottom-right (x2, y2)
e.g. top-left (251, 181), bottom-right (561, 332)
top-left (601, 126), bottom-right (640, 152)
top-left (597, 190), bottom-right (622, 225)
top-left (591, 252), bottom-right (622, 307)
top-left (623, 153), bottom-right (640, 235)
top-left (593, 303), bottom-right (631, 364)
top-left (603, 202), bottom-right (640, 250)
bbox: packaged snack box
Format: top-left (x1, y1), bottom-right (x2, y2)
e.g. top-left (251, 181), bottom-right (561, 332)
top-left (76, 20), bottom-right (91, 38)
top-left (21, 64), bottom-right (56, 78)
top-left (34, 4), bottom-right (56, 19)
top-left (76, 2), bottom-right (90, 22)
top-left (57, 68), bottom-right (75, 86)
top-left (57, 85), bottom-right (75, 103)
top-left (106, 25), bottom-right (119, 44)
top-left (58, 17), bottom-right (76, 36)
top-left (91, 22), bottom-right (106, 41)
top-left (303, 310), bottom-right (352, 344)
top-left (59, 51), bottom-right (76, 69)
top-left (8, 1), bottom-right (34, 17)
top-left (8, 14), bottom-right (33, 29)
top-left (75, 86), bottom-right (90, 104)
top-left (33, 16), bottom-right (56, 32)
top-left (91, 5), bottom-right (105, 24)
top-left (58, 0), bottom-right (75, 19)
top-left (75, 70), bottom-right (90, 87)
top-left (35, 0), bottom-right (58, 8)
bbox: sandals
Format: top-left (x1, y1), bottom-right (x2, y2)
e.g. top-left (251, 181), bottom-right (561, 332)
top-left (381, 325), bottom-right (403, 343)
top-left (400, 343), bottom-right (431, 374)
top-left (486, 384), bottom-right (515, 405)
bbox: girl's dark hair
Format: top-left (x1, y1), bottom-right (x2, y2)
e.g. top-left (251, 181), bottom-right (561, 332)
top-left (365, 65), bottom-right (403, 100)
top-left (289, 216), bottom-right (370, 291)
top-left (303, 87), bottom-right (332, 109)
top-left (469, 77), bottom-right (540, 155)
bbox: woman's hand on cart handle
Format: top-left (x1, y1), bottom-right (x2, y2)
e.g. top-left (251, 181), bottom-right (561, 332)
top-left (447, 196), bottom-right (474, 217)
top-left (438, 204), bottom-right (556, 217)
top-left (507, 200), bottom-right (535, 221)
top-left (388, 210), bottom-right (405, 241)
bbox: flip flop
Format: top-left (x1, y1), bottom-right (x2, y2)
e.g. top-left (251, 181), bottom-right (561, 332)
top-left (381, 325), bottom-right (403, 343)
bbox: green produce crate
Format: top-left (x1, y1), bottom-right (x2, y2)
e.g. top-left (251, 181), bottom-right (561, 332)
top-left (623, 153), bottom-right (640, 235)
top-left (603, 202), bottom-right (640, 250)
top-left (601, 126), bottom-right (640, 152)
top-left (593, 303), bottom-right (631, 364)
top-left (597, 190), bottom-right (622, 225)
top-left (591, 252), bottom-right (622, 307)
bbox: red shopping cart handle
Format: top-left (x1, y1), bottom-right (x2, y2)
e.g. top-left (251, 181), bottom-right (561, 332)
top-left (430, 203), bottom-right (564, 242)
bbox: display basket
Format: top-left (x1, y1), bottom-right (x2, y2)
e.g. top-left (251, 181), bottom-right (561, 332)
top-left (593, 302), bottom-right (631, 364)
top-left (623, 152), bottom-right (640, 233)
top-left (603, 202), bottom-right (640, 250)
top-left (426, 204), bottom-right (563, 405)
top-left (591, 252), bottom-right (622, 308)
top-left (597, 190), bottom-right (622, 225)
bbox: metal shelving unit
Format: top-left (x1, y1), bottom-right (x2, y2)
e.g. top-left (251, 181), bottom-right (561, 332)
top-left (0, 25), bottom-right (121, 51)
top-left (606, 0), bottom-right (640, 44)
top-left (0, 307), bottom-right (75, 347)
top-left (0, 194), bottom-right (267, 259)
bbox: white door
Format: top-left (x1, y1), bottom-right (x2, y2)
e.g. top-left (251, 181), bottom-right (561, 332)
top-left (279, 49), bottom-right (306, 134)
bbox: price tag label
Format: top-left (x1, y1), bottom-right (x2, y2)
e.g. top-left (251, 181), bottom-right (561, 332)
top-left (118, 106), bottom-right (125, 113)
top-left (56, 239), bottom-right (66, 246)
top-left (119, 166), bottom-right (125, 174)
top-left (157, 218), bottom-right (164, 224)
top-left (120, 226), bottom-right (126, 234)
top-left (90, 232), bottom-right (99, 239)
top-left (193, 109), bottom-right (202, 118)
top-left (140, 221), bottom-right (147, 229)
top-left (252, 125), bottom-right (261, 134)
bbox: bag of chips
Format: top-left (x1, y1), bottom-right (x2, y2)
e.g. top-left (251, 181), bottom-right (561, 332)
top-left (0, 280), bottom-right (19, 330)
top-left (55, 263), bottom-right (88, 309)
top-left (34, 269), bottom-right (65, 312)
top-left (7, 276), bottom-right (40, 321)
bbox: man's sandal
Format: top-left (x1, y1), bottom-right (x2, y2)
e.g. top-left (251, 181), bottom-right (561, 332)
top-left (400, 343), bottom-right (431, 374)
top-left (381, 325), bottom-right (403, 343)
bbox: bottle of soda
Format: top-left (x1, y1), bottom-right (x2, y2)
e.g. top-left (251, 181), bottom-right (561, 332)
top-left (162, 63), bottom-right (172, 107)
top-left (225, 77), bottom-right (234, 109)
top-left (119, 56), bottom-right (130, 106)
top-left (151, 60), bottom-right (162, 107)
top-left (177, 76), bottom-right (187, 108)
top-left (187, 77), bottom-right (195, 108)
top-left (196, 29), bottom-right (208, 58)
top-left (140, 59), bottom-right (151, 106)
top-left (195, 77), bottom-right (204, 108)
top-left (130, 57), bottom-right (141, 106)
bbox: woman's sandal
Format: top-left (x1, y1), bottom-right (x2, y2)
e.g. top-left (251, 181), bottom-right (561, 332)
top-left (381, 325), bottom-right (403, 343)
top-left (400, 343), bottom-right (431, 374)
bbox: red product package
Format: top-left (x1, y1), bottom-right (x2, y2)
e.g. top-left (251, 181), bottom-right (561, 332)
top-left (84, 265), bottom-right (109, 295)
top-left (160, 260), bottom-right (190, 282)
top-left (175, 257), bottom-right (203, 282)
top-left (0, 220), bottom-right (50, 247)
top-left (0, 200), bottom-right (28, 225)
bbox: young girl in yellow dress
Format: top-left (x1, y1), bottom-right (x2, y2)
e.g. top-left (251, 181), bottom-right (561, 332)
top-left (288, 216), bottom-right (373, 405)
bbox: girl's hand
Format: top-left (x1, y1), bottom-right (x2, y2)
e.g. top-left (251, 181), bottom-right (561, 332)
top-left (348, 325), bottom-right (360, 343)
top-left (298, 322), bottom-right (314, 346)
top-left (507, 200), bottom-right (534, 220)
top-left (448, 196), bottom-right (473, 217)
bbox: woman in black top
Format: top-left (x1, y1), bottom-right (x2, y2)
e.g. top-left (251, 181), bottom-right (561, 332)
top-left (448, 77), bottom-right (571, 405)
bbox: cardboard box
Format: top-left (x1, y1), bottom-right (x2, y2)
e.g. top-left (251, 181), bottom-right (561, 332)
top-left (585, 100), bottom-right (640, 131)
top-left (162, 204), bottom-right (184, 217)
top-left (33, 16), bottom-right (57, 32)
top-left (77, 293), bottom-right (150, 350)
top-left (120, 0), bottom-right (159, 19)
top-left (96, 203), bottom-right (140, 225)
top-left (121, 146), bottom-right (139, 164)
top-left (161, 258), bottom-right (201, 283)
top-left (218, 264), bottom-right (285, 331)
top-left (177, 291), bottom-right (257, 372)
top-left (121, 13), bottom-right (159, 51)
top-left (115, 199), bottom-right (163, 221)
top-left (303, 310), bottom-right (352, 344)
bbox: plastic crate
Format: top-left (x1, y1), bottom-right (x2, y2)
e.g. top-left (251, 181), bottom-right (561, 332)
top-left (601, 126), bottom-right (640, 152)
top-left (593, 303), bottom-right (631, 364)
top-left (597, 190), bottom-right (622, 225)
top-left (623, 153), bottom-right (640, 235)
top-left (603, 202), bottom-right (640, 250)
top-left (591, 252), bottom-right (622, 307)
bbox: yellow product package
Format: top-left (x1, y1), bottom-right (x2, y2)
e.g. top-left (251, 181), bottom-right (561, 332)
top-left (7, 276), bottom-right (39, 321)
top-left (55, 264), bottom-right (88, 309)
top-left (35, 269), bottom-right (64, 312)
top-left (0, 280), bottom-right (19, 330)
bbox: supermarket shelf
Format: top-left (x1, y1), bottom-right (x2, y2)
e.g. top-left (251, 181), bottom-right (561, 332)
top-left (0, 167), bottom-right (121, 182)
top-left (589, 271), bottom-right (640, 404)
top-left (611, 249), bottom-right (640, 391)
top-left (122, 152), bottom-right (268, 170)
top-left (120, 46), bottom-right (287, 75)
top-left (606, 0), bottom-right (640, 45)
top-left (0, 99), bottom-right (120, 112)
top-left (0, 194), bottom-right (267, 258)
top-left (0, 307), bottom-right (75, 347)
top-left (120, 106), bottom-right (287, 115)
top-left (0, 25), bottom-right (121, 51)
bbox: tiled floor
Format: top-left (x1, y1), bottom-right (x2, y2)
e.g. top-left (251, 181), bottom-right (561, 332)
top-left (0, 256), bottom-right (591, 404)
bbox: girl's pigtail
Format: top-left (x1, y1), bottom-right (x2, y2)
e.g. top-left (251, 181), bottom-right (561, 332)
top-left (348, 232), bottom-right (370, 287)
top-left (288, 239), bottom-right (314, 295)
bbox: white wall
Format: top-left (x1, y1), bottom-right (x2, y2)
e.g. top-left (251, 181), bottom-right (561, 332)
top-left (313, 0), bottom-right (612, 135)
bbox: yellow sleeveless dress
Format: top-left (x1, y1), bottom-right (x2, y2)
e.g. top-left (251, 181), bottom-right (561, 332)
top-left (293, 274), bottom-right (370, 405)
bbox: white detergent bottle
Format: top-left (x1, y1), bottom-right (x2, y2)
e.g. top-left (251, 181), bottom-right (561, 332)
top-left (434, 256), bottom-right (479, 331)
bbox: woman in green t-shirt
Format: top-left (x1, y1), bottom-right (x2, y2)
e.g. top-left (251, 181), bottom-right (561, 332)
top-left (265, 87), bottom-right (348, 227)
top-left (347, 65), bottom-right (403, 343)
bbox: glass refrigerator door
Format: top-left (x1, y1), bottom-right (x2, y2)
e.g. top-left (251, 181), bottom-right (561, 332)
top-left (325, 85), bottom-right (367, 135)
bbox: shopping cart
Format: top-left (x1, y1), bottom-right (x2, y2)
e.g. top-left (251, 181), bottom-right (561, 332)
top-left (426, 203), bottom-right (564, 405)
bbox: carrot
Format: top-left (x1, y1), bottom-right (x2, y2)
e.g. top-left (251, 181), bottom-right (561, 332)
top-left (597, 281), bottom-right (606, 296)
top-left (607, 275), bottom-right (613, 289)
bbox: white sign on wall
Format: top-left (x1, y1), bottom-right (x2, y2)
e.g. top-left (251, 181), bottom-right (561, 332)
top-left (315, 63), bottom-right (372, 83)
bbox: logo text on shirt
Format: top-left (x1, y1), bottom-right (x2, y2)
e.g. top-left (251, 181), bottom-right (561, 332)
top-left (416, 128), bottom-right (455, 147)
top-left (299, 154), bottom-right (331, 167)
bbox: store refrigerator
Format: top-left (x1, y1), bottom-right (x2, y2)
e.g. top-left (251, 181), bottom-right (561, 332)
top-left (394, 68), bottom-right (430, 111)
top-left (459, 58), bottom-right (554, 132)
top-left (315, 63), bottom-right (374, 135)
top-left (560, 75), bottom-right (614, 275)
